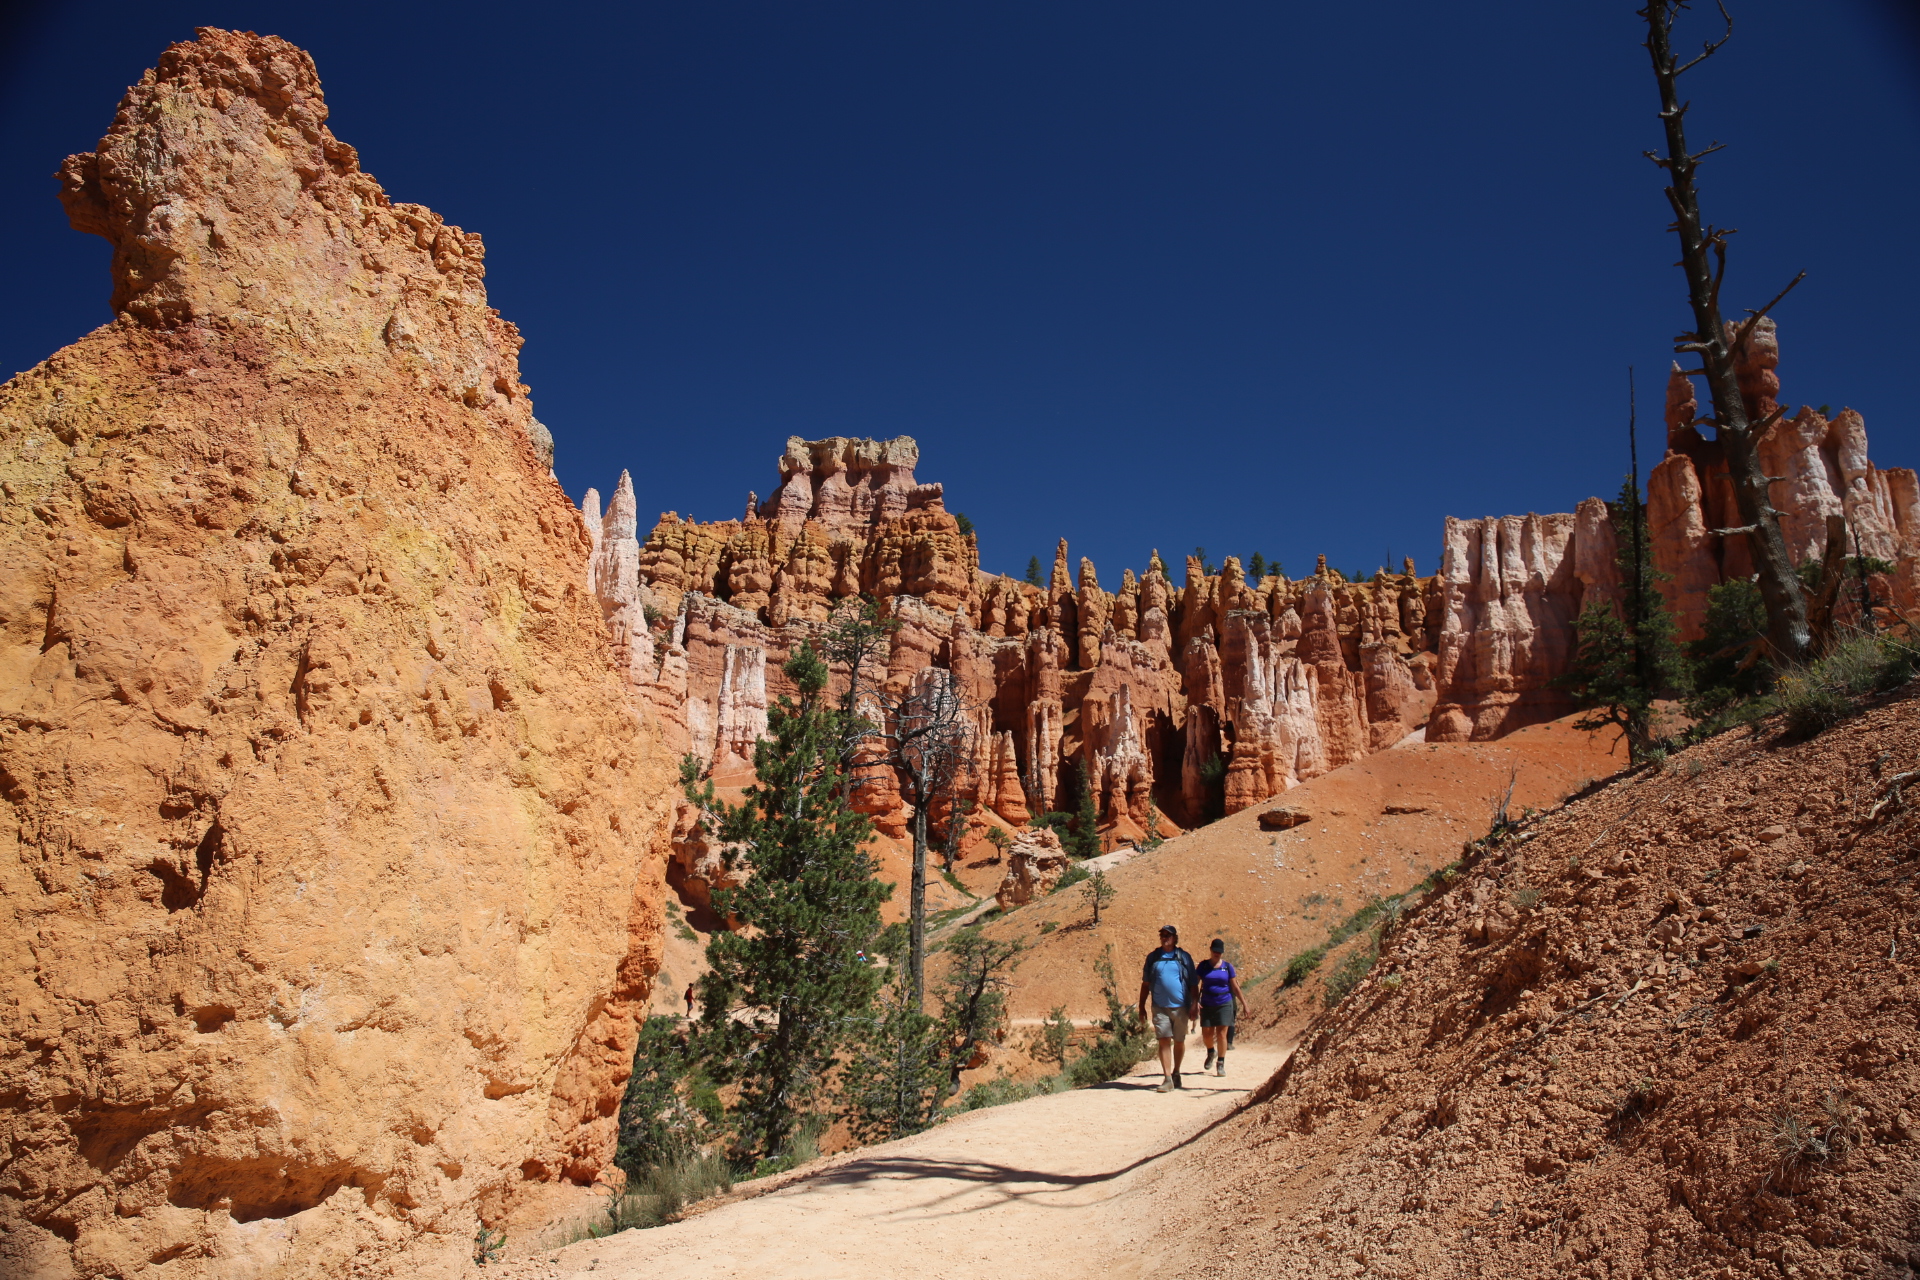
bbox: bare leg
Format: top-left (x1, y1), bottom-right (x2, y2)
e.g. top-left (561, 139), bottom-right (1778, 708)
top-left (1156, 1037), bottom-right (1174, 1075)
top-left (1171, 1033), bottom-right (1186, 1074)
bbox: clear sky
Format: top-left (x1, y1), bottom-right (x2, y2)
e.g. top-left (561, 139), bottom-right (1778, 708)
top-left (4, 2), bottom-right (1917, 584)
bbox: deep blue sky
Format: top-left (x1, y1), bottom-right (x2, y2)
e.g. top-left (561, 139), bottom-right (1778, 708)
top-left (5, 2), bottom-right (1918, 582)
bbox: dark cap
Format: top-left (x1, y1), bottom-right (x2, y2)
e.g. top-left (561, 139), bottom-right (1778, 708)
top-left (1210, 938), bottom-right (1225, 952)
top-left (1158, 924), bottom-right (1178, 937)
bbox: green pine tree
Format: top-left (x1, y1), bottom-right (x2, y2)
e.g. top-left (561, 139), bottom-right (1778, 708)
top-left (1248, 552), bottom-right (1267, 580)
top-left (688, 643), bottom-right (890, 1158)
top-left (615, 1016), bottom-right (721, 1178)
top-left (1067, 759), bottom-right (1102, 858)
top-left (840, 927), bottom-right (948, 1143)
top-left (933, 928), bottom-right (1025, 1091)
top-left (1561, 478), bottom-right (1689, 760)
top-left (1025, 556), bottom-right (1045, 588)
top-left (1684, 576), bottom-right (1771, 721)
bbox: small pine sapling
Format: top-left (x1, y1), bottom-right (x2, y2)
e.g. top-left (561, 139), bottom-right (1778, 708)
top-left (1039, 1006), bottom-right (1074, 1067)
top-left (1081, 868), bottom-right (1117, 925)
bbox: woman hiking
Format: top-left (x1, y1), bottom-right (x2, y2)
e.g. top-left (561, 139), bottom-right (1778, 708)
top-left (1195, 938), bottom-right (1245, 1076)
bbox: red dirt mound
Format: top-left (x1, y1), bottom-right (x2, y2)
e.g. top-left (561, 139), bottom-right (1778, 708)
top-left (1153, 694), bottom-right (1920, 1279)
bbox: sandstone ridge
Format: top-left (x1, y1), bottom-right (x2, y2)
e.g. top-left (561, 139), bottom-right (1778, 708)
top-left (582, 331), bottom-right (1918, 848)
top-left (1, 30), bottom-right (672, 1278)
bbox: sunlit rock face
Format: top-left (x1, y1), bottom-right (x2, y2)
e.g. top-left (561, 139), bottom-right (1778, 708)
top-left (601, 327), bottom-right (1920, 810)
top-left (594, 446), bottom-right (1543, 839)
top-left (1, 29), bottom-right (675, 1278)
top-left (1647, 323), bottom-right (1918, 642)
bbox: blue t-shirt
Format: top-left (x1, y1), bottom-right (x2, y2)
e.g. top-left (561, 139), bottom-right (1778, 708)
top-left (1144, 947), bottom-right (1193, 1009)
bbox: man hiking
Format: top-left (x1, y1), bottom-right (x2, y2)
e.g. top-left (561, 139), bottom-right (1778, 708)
top-left (1137, 924), bottom-right (1198, 1092)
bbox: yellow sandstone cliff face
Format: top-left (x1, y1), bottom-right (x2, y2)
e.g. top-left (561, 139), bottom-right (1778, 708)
top-left (0, 29), bottom-right (673, 1278)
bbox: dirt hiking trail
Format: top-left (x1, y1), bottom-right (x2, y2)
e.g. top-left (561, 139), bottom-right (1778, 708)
top-left (537, 1044), bottom-right (1288, 1279)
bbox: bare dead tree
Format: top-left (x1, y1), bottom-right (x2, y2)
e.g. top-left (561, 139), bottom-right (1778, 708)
top-left (1641, 1), bottom-right (1812, 663)
top-left (820, 596), bottom-right (898, 763)
top-left (859, 670), bottom-right (975, 1010)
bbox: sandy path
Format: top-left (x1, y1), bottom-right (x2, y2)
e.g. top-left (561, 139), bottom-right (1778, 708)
top-left (551, 1044), bottom-right (1289, 1280)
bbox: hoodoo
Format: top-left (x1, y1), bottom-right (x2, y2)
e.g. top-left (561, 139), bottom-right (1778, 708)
top-left (580, 358), bottom-right (1920, 845)
top-left (0, 29), bottom-right (674, 1278)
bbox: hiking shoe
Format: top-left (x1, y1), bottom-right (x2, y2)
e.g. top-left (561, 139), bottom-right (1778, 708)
top-left (1215, 1056), bottom-right (1226, 1077)
top-left (1203, 1049), bottom-right (1216, 1070)
top-left (1155, 1076), bottom-right (1174, 1093)
top-left (1172, 1072), bottom-right (1183, 1090)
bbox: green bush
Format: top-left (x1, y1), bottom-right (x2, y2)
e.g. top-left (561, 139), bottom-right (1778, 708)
top-left (598, 1153), bottom-right (734, 1234)
top-left (1039, 1006), bottom-right (1073, 1067)
top-left (1281, 945), bottom-right (1327, 987)
top-left (1053, 863), bottom-right (1089, 893)
top-left (1322, 942), bottom-right (1378, 1009)
top-left (952, 1074), bottom-right (1056, 1111)
top-left (1066, 1034), bottom-right (1139, 1087)
top-left (1774, 631), bottom-right (1917, 738)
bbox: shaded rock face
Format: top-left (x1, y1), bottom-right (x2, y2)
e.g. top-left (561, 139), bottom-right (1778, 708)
top-left (0, 30), bottom-right (672, 1279)
top-left (1649, 323), bottom-right (1919, 640)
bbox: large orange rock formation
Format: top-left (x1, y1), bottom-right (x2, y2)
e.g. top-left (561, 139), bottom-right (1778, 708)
top-left (582, 444), bottom-right (1534, 842)
top-left (0, 30), bottom-right (673, 1278)
top-left (590, 355), bottom-right (1918, 826)
top-left (1647, 318), bottom-right (1920, 640)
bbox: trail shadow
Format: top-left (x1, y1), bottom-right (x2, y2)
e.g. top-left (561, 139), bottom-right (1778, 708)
top-left (789, 1076), bottom-right (1260, 1220)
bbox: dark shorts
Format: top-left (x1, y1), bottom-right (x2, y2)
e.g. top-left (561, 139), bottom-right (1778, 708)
top-left (1200, 1003), bottom-right (1235, 1028)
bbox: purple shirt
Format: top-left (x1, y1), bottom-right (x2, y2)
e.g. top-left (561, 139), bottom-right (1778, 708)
top-left (1196, 959), bottom-right (1236, 1008)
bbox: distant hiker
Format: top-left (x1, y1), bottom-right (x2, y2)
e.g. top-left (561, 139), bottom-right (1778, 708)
top-left (684, 983), bottom-right (696, 1019)
top-left (1137, 924), bottom-right (1197, 1092)
top-left (1196, 938), bottom-right (1245, 1076)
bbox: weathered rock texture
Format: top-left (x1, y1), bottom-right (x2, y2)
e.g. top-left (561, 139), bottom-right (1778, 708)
top-left (1648, 320), bottom-right (1920, 640)
top-left (0, 31), bottom-right (673, 1279)
top-left (582, 445), bottom-right (1615, 835)
top-left (585, 447), bottom-right (1473, 843)
top-left (594, 340), bottom-right (1917, 806)
top-left (993, 828), bottom-right (1071, 910)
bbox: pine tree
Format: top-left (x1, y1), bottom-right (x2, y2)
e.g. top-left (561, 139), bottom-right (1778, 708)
top-left (840, 928), bottom-right (947, 1144)
top-left (1025, 556), bottom-right (1044, 588)
top-left (1067, 759), bottom-right (1102, 858)
top-left (615, 1016), bottom-right (720, 1178)
top-left (934, 928), bottom-right (1025, 1091)
top-left (1562, 478), bottom-right (1689, 760)
top-left (689, 643), bottom-right (890, 1158)
top-left (1081, 868), bottom-right (1117, 924)
top-left (1248, 552), bottom-right (1267, 581)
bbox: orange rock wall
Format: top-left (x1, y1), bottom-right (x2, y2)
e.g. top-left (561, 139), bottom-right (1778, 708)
top-left (1648, 320), bottom-right (1919, 641)
top-left (589, 451), bottom-right (1463, 837)
top-left (0, 31), bottom-right (674, 1279)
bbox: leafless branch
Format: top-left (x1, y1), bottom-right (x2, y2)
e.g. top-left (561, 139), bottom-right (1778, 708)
top-left (1673, 0), bottom-right (1734, 76)
top-left (1728, 271), bottom-right (1808, 357)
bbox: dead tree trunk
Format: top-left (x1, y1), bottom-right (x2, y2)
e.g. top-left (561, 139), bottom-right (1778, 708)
top-left (1641, 1), bottom-right (1810, 663)
top-left (866, 670), bottom-right (974, 1011)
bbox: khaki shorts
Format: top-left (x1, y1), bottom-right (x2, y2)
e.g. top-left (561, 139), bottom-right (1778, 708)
top-left (1151, 1006), bottom-right (1190, 1041)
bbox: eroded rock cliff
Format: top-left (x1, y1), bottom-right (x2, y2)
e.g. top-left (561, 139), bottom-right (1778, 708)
top-left (585, 444), bottom-right (1458, 843)
top-left (0, 30), bottom-right (672, 1278)
top-left (1648, 320), bottom-right (1920, 641)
